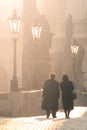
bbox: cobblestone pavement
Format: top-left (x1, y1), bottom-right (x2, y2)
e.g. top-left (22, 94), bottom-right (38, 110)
top-left (0, 107), bottom-right (87, 130)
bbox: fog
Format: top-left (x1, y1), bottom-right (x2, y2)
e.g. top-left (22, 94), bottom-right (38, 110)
top-left (0, 0), bottom-right (87, 20)
top-left (0, 0), bottom-right (86, 91)
top-left (0, 0), bottom-right (23, 20)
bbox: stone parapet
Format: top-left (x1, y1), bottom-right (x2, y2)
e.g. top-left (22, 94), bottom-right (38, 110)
top-left (0, 91), bottom-right (87, 117)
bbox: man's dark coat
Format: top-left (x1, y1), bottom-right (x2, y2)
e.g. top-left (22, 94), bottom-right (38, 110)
top-left (42, 79), bottom-right (59, 111)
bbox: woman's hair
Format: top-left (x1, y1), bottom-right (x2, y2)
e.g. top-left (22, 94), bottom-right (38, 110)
top-left (62, 74), bottom-right (69, 81)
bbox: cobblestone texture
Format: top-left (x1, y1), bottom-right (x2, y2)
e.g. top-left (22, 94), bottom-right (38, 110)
top-left (0, 107), bottom-right (87, 130)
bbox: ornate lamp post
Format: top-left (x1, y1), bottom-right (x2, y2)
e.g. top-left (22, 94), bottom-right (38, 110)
top-left (31, 20), bottom-right (42, 89)
top-left (71, 40), bottom-right (79, 89)
top-left (9, 10), bottom-right (21, 91)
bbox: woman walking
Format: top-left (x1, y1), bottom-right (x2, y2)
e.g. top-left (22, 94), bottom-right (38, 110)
top-left (60, 74), bottom-right (74, 118)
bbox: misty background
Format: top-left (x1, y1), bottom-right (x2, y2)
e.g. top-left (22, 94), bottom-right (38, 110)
top-left (0, 0), bottom-right (87, 91)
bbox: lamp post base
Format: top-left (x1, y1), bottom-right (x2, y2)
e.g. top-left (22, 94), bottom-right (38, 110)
top-left (10, 78), bottom-right (18, 91)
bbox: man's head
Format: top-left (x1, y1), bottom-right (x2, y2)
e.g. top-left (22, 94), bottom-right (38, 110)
top-left (62, 74), bottom-right (69, 81)
top-left (50, 73), bottom-right (55, 79)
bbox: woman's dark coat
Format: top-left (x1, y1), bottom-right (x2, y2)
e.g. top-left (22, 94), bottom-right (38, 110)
top-left (42, 79), bottom-right (59, 111)
top-left (60, 80), bottom-right (74, 110)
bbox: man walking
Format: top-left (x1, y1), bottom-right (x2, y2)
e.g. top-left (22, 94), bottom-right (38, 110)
top-left (42, 73), bottom-right (60, 118)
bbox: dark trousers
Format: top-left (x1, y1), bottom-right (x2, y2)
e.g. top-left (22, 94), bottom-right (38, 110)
top-left (46, 109), bottom-right (56, 118)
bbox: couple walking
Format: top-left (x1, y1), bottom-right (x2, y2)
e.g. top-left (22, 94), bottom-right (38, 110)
top-left (41, 73), bottom-right (74, 119)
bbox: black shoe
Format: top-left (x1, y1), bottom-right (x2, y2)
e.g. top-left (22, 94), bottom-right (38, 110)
top-left (65, 115), bottom-right (70, 119)
top-left (53, 115), bottom-right (57, 118)
top-left (47, 115), bottom-right (49, 118)
top-left (65, 115), bottom-right (68, 118)
top-left (67, 116), bottom-right (70, 119)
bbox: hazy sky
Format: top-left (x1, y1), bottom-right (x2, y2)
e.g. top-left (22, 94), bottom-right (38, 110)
top-left (0, 0), bottom-right (43, 21)
top-left (0, 0), bottom-right (87, 21)
top-left (0, 0), bottom-right (23, 20)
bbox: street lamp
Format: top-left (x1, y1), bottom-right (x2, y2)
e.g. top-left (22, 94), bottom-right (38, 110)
top-left (31, 20), bottom-right (42, 89)
top-left (71, 40), bottom-right (79, 89)
top-left (32, 19), bottom-right (42, 39)
top-left (9, 10), bottom-right (21, 91)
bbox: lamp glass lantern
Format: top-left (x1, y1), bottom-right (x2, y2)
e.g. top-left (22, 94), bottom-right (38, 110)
top-left (9, 10), bottom-right (21, 40)
top-left (31, 20), bottom-right (42, 39)
top-left (71, 41), bottom-right (79, 54)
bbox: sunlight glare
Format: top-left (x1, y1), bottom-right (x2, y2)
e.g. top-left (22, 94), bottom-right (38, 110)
top-left (70, 107), bottom-right (87, 118)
